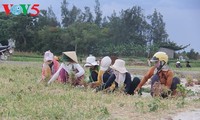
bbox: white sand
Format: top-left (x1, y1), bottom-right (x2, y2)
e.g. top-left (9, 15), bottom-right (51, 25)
top-left (172, 109), bottom-right (200, 120)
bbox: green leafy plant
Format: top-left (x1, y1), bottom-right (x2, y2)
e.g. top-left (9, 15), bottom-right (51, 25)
top-left (185, 75), bottom-right (194, 87)
top-left (176, 97), bottom-right (185, 108)
top-left (68, 71), bottom-right (76, 86)
top-left (194, 75), bottom-right (200, 85)
top-left (135, 101), bottom-right (144, 113)
top-left (148, 98), bottom-right (160, 112)
top-left (176, 84), bottom-right (191, 98)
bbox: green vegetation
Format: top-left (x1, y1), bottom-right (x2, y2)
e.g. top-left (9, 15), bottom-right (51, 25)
top-left (8, 52), bottom-right (43, 62)
top-left (0, 62), bottom-right (200, 119)
top-left (1, 0), bottom-right (194, 58)
top-left (169, 59), bottom-right (200, 68)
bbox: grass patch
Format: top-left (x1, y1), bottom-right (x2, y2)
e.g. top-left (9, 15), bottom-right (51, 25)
top-left (10, 56), bottom-right (43, 62)
top-left (8, 51), bottom-right (43, 62)
top-left (0, 61), bottom-right (200, 119)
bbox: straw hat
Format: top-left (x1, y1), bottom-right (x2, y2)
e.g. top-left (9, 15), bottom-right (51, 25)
top-left (100, 56), bottom-right (112, 71)
top-left (84, 55), bottom-right (98, 67)
top-left (44, 50), bottom-right (53, 62)
top-left (63, 51), bottom-right (78, 63)
top-left (110, 59), bottom-right (128, 73)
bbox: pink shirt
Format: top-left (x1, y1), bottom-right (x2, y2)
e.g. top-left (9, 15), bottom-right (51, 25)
top-left (42, 59), bottom-right (60, 80)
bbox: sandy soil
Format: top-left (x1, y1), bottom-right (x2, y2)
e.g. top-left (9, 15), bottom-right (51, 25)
top-left (172, 109), bottom-right (200, 120)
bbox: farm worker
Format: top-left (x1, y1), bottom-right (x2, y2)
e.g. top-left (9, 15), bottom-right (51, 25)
top-left (90, 56), bottom-right (113, 88)
top-left (186, 61), bottom-right (191, 67)
top-left (84, 55), bottom-right (99, 82)
top-left (48, 51), bottom-right (85, 86)
top-left (176, 61), bottom-right (182, 68)
top-left (96, 59), bottom-right (141, 95)
top-left (41, 50), bottom-right (60, 82)
top-left (134, 52), bottom-right (180, 97)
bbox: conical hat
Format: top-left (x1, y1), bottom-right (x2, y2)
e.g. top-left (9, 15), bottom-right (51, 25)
top-left (63, 51), bottom-right (78, 63)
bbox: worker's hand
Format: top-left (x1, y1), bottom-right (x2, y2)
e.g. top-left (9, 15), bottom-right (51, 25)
top-left (37, 79), bottom-right (42, 83)
top-left (89, 82), bottom-right (95, 88)
top-left (47, 80), bottom-right (51, 85)
top-left (134, 87), bottom-right (140, 94)
top-left (103, 87), bottom-right (113, 93)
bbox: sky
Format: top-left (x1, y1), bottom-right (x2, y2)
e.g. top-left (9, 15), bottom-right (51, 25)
top-left (0, 0), bottom-right (200, 53)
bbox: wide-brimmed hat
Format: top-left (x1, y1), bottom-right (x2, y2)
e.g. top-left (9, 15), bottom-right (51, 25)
top-left (84, 55), bottom-right (98, 67)
top-left (100, 56), bottom-right (112, 71)
top-left (44, 50), bottom-right (53, 62)
top-left (110, 59), bottom-right (128, 73)
top-left (63, 51), bottom-right (78, 63)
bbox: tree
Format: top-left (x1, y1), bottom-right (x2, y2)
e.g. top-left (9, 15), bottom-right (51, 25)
top-left (148, 9), bottom-right (168, 46)
top-left (37, 26), bottom-right (64, 54)
top-left (61, 0), bottom-right (82, 27)
top-left (82, 7), bottom-right (93, 23)
top-left (65, 23), bottom-right (102, 55)
top-left (187, 49), bottom-right (199, 60)
top-left (68, 5), bottom-right (82, 24)
top-left (107, 11), bottom-right (123, 45)
top-left (47, 6), bottom-right (60, 27)
top-left (0, 12), bottom-right (14, 43)
top-left (102, 16), bottom-right (109, 27)
top-left (94, 0), bottom-right (102, 27)
top-left (146, 9), bottom-right (169, 55)
top-left (61, 0), bottom-right (70, 27)
top-left (120, 6), bottom-right (149, 45)
top-left (8, 14), bottom-right (37, 51)
top-left (106, 6), bottom-right (149, 57)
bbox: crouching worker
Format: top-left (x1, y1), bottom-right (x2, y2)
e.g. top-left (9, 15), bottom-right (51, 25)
top-left (134, 52), bottom-right (180, 98)
top-left (48, 51), bottom-right (85, 86)
top-left (84, 55), bottom-right (99, 82)
top-left (41, 50), bottom-right (60, 83)
top-left (90, 56), bottom-right (112, 88)
top-left (96, 59), bottom-right (140, 95)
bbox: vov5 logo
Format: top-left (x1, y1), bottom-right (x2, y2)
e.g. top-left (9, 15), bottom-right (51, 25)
top-left (2, 4), bottom-right (40, 16)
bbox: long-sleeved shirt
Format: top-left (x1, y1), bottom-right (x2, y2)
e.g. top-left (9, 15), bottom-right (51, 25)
top-left (91, 68), bottom-right (113, 88)
top-left (104, 72), bottom-right (132, 93)
top-left (48, 63), bottom-right (85, 84)
top-left (89, 66), bottom-right (99, 82)
top-left (137, 66), bottom-right (173, 89)
top-left (42, 59), bottom-right (60, 81)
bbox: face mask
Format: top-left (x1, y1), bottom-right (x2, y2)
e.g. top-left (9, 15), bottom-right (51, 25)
top-left (49, 61), bottom-right (54, 68)
top-left (154, 61), bottom-right (161, 68)
top-left (113, 69), bottom-right (119, 76)
top-left (63, 61), bottom-right (70, 65)
top-left (156, 61), bottom-right (166, 71)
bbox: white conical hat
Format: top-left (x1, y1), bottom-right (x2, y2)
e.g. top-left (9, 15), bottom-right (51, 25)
top-left (63, 51), bottom-right (78, 63)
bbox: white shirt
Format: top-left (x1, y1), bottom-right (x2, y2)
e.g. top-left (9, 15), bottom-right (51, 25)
top-left (48, 63), bottom-right (85, 84)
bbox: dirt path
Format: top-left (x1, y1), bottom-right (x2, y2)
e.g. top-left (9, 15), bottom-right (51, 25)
top-left (172, 109), bottom-right (200, 120)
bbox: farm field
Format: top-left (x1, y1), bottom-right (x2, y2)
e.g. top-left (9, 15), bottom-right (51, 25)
top-left (0, 61), bottom-right (200, 120)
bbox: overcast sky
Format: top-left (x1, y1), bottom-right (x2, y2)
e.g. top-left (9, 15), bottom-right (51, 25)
top-left (1, 0), bottom-right (200, 53)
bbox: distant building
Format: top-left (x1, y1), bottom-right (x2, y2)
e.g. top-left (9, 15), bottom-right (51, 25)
top-left (159, 44), bottom-right (190, 59)
top-left (159, 47), bottom-right (174, 58)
